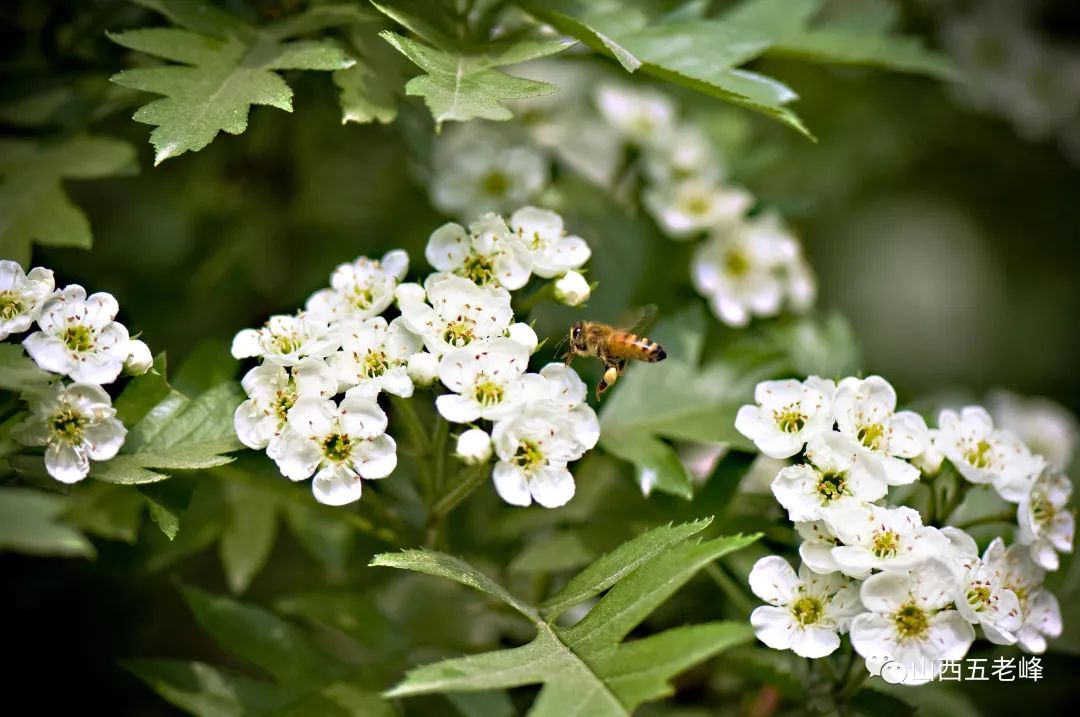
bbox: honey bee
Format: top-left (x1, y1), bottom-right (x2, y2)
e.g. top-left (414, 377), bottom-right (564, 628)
top-left (563, 307), bottom-right (667, 399)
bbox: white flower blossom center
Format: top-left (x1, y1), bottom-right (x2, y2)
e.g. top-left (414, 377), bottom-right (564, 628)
top-left (773, 406), bottom-right (807, 434)
top-left (966, 582), bottom-right (993, 612)
top-left (856, 422), bottom-right (886, 450)
top-left (482, 171), bottom-right (509, 198)
top-left (443, 317), bottom-right (475, 347)
top-left (963, 439), bottom-right (995, 469)
top-left (724, 247), bottom-right (751, 277)
top-left (871, 529), bottom-right (901, 559)
top-left (362, 350), bottom-right (389, 378)
top-left (50, 407), bottom-right (87, 445)
top-left (61, 324), bottom-right (96, 353)
top-left (322, 432), bottom-right (353, 463)
top-left (474, 377), bottom-right (504, 407)
top-left (791, 596), bottom-right (823, 626)
top-left (462, 253), bottom-right (497, 285)
top-left (513, 439), bottom-right (545, 473)
top-left (893, 602), bottom-right (930, 640)
top-left (816, 471), bottom-right (848, 504)
top-left (0, 290), bottom-right (25, 320)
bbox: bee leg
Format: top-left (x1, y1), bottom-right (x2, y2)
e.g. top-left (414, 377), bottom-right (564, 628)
top-left (596, 361), bottom-right (624, 400)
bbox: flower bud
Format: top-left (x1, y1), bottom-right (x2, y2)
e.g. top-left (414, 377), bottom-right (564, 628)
top-left (407, 351), bottom-right (439, 387)
top-left (455, 428), bottom-right (492, 465)
top-left (912, 442), bottom-right (944, 476)
top-left (395, 282), bottom-right (425, 306)
top-left (554, 271), bottom-right (590, 306)
top-left (124, 339), bottom-right (153, 375)
top-left (507, 322), bottom-right (538, 354)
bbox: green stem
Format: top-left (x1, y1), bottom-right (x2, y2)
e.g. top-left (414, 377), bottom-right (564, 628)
top-left (390, 396), bottom-right (434, 502)
top-left (431, 418), bottom-right (449, 494)
top-left (952, 510), bottom-right (1017, 531)
top-left (937, 470), bottom-right (972, 525)
top-left (513, 281), bottom-right (554, 316)
top-left (925, 477), bottom-right (939, 525)
top-left (705, 562), bottom-right (756, 616)
top-left (425, 460), bottom-right (491, 547)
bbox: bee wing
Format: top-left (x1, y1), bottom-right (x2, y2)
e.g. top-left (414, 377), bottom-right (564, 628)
top-left (619, 304), bottom-right (658, 334)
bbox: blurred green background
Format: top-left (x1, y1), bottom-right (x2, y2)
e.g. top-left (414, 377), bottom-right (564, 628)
top-left (3, 0), bottom-right (1080, 715)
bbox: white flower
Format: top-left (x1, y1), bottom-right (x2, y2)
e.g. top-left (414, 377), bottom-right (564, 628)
top-left (508, 207), bottom-right (591, 279)
top-left (851, 560), bottom-right (975, 685)
top-left (431, 128), bottom-right (547, 218)
top-left (395, 281), bottom-right (426, 306)
top-left (436, 338), bottom-right (541, 423)
top-left (933, 406), bottom-right (1045, 502)
top-left (231, 313), bottom-right (337, 366)
top-left (12, 383), bottom-right (126, 484)
top-left (641, 124), bottom-right (722, 184)
top-left (0, 260), bottom-right (54, 340)
top-left (271, 394), bottom-right (397, 505)
top-left (691, 216), bottom-right (802, 326)
top-left (1016, 466), bottom-right (1074, 571)
top-left (554, 271), bottom-right (590, 306)
top-left (233, 357), bottom-right (336, 450)
top-left (123, 339), bottom-right (153, 375)
top-left (832, 376), bottom-right (930, 486)
top-left (797, 520), bottom-right (843, 575)
top-left (456, 428), bottom-right (492, 465)
top-left (506, 322), bottom-right (539, 354)
top-left (425, 216), bottom-right (532, 290)
top-left (397, 275), bottom-right (514, 356)
top-left (911, 440), bottom-right (945, 476)
top-left (328, 317), bottom-right (422, 398)
top-left (407, 351), bottom-right (439, 387)
top-left (491, 401), bottom-right (586, 508)
top-left (595, 83), bottom-right (676, 143)
top-left (785, 256), bottom-right (816, 313)
top-left (539, 362), bottom-right (600, 451)
top-left (23, 285), bottom-right (131, 384)
top-left (989, 390), bottom-right (1078, 468)
top-left (643, 179), bottom-right (752, 239)
top-left (735, 376), bottom-right (836, 459)
top-left (939, 534), bottom-right (1022, 645)
top-left (771, 432), bottom-right (888, 523)
top-left (748, 556), bottom-right (863, 658)
top-left (828, 504), bottom-right (948, 578)
top-left (305, 250), bottom-right (408, 327)
top-left (993, 540), bottom-right (1063, 653)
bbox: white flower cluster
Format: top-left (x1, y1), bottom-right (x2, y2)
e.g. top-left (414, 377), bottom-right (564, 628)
top-left (428, 69), bottom-right (816, 327)
top-left (594, 84), bottom-right (816, 327)
top-left (2, 260), bottom-right (152, 483)
top-left (232, 208), bottom-right (598, 508)
top-left (736, 374), bottom-right (1072, 684)
top-left (940, 1), bottom-right (1080, 152)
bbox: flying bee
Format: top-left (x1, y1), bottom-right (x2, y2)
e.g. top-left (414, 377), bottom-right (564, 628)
top-left (563, 307), bottom-right (666, 399)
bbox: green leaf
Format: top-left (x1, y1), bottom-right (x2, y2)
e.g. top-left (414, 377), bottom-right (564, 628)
top-left (127, 587), bottom-right (393, 717)
top-left (0, 343), bottom-right (54, 392)
top-left (333, 60), bottom-right (397, 124)
top-left (91, 381), bottom-right (244, 485)
top-left (525, 1), bottom-right (810, 138)
top-left (139, 479), bottom-right (194, 540)
top-left (371, 549), bottom-right (539, 622)
top-left (379, 526), bottom-right (759, 715)
top-left (540, 518), bottom-right (713, 620)
top-left (379, 31), bottom-right (571, 127)
top-left (527, 0), bottom-right (955, 138)
top-left (110, 5), bottom-right (354, 164)
top-left (219, 480), bottom-right (279, 593)
top-left (0, 487), bottom-right (95, 558)
top-left (0, 134), bottom-right (136, 265)
top-left (722, 0), bottom-right (958, 79)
